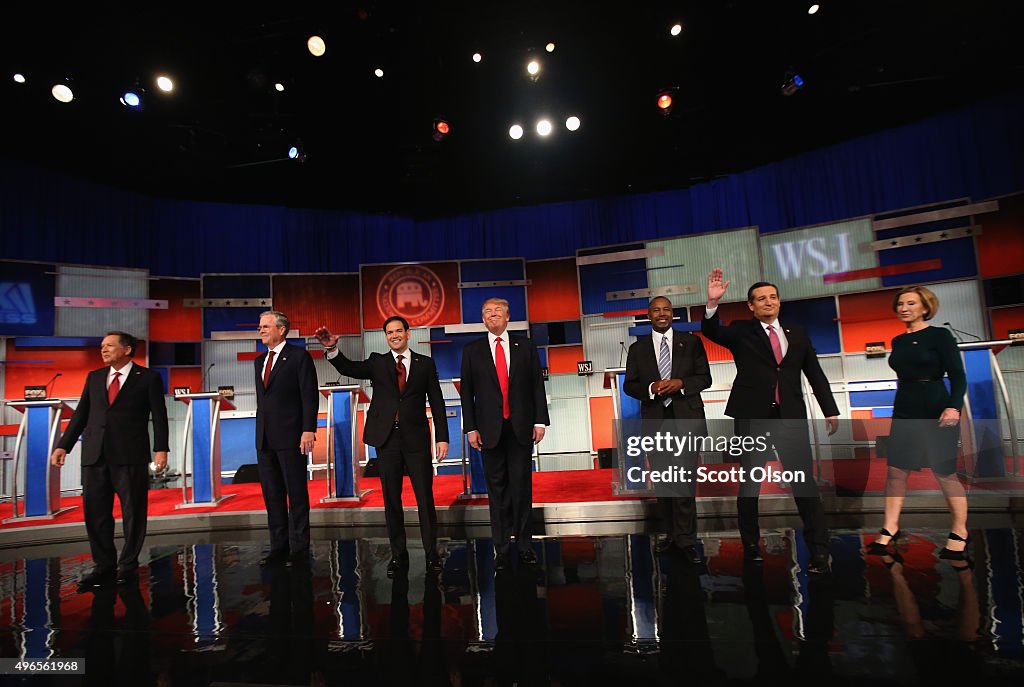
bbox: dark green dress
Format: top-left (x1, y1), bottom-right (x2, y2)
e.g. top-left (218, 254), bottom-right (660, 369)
top-left (886, 325), bottom-right (967, 474)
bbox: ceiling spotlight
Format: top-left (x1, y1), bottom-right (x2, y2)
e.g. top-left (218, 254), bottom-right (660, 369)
top-left (670, 23), bottom-right (683, 36)
top-left (374, 68), bottom-right (384, 78)
top-left (274, 82), bottom-right (285, 92)
top-left (288, 143), bottom-right (307, 162)
top-left (565, 115), bottom-right (581, 132)
top-left (13, 73), bottom-right (26, 84)
top-left (656, 89), bottom-right (677, 115)
top-left (545, 42), bottom-right (555, 53)
top-left (120, 89), bottom-right (143, 109)
top-left (527, 60), bottom-right (540, 76)
top-left (509, 124), bottom-right (524, 140)
top-left (536, 119), bottom-right (552, 136)
top-left (307, 35), bottom-right (326, 57)
top-left (51, 84), bottom-right (74, 103)
top-left (433, 118), bottom-right (450, 142)
top-left (472, 52), bottom-right (482, 63)
top-left (156, 75), bottom-right (174, 92)
top-left (781, 72), bottom-right (805, 96)
top-left (808, 4), bottom-right (820, 14)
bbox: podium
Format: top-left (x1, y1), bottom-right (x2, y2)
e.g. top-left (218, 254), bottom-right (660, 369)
top-left (605, 367), bottom-right (649, 495)
top-left (958, 339), bottom-right (1022, 478)
top-left (320, 385), bottom-right (372, 502)
top-left (3, 399), bottom-right (77, 522)
top-left (175, 392), bottom-right (236, 509)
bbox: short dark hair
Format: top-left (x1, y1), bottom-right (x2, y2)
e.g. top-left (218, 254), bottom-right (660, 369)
top-left (747, 281), bottom-right (779, 303)
top-left (648, 296), bottom-right (672, 308)
top-left (382, 315), bottom-right (410, 332)
top-left (106, 331), bottom-right (138, 358)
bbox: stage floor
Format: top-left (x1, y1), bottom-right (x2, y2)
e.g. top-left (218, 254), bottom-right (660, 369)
top-left (2, 520), bottom-right (1023, 685)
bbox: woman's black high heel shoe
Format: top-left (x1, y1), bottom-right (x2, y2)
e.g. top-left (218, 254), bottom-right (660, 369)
top-left (938, 531), bottom-right (970, 561)
top-left (881, 550), bottom-right (904, 569)
top-left (866, 527), bottom-right (901, 556)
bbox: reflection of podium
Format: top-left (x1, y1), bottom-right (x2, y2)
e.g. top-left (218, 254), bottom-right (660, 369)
top-left (3, 399), bottom-right (77, 522)
top-left (320, 385), bottom-right (372, 502)
top-left (606, 367), bottom-right (649, 495)
top-left (175, 392), bottom-right (236, 509)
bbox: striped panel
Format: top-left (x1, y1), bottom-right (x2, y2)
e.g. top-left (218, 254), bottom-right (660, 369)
top-left (646, 228), bottom-right (761, 308)
top-left (55, 266), bottom-right (149, 338)
top-left (582, 314), bottom-right (634, 373)
top-left (761, 219), bottom-right (880, 298)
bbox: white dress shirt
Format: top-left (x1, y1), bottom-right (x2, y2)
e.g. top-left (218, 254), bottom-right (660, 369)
top-left (261, 341), bottom-right (287, 379)
top-left (648, 329), bottom-right (673, 398)
top-left (487, 330), bottom-right (511, 374)
top-left (107, 360), bottom-right (134, 390)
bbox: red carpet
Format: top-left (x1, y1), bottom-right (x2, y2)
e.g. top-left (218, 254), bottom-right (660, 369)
top-left (3, 457), bottom-right (1021, 531)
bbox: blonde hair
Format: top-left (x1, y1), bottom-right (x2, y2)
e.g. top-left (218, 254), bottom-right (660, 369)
top-left (892, 286), bottom-right (939, 321)
top-left (481, 297), bottom-right (510, 314)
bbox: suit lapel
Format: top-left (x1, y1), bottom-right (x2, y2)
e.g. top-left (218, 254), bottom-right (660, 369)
top-left (671, 331), bottom-right (688, 378)
top-left (483, 337), bottom-right (502, 388)
top-left (751, 319), bottom-right (777, 363)
top-left (265, 346), bottom-right (288, 388)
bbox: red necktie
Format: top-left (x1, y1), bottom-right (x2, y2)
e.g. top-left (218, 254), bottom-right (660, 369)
top-left (495, 337), bottom-right (510, 419)
top-left (108, 371), bottom-right (121, 405)
top-left (395, 354), bottom-right (406, 420)
top-left (263, 350), bottom-right (275, 388)
top-left (767, 325), bottom-right (784, 403)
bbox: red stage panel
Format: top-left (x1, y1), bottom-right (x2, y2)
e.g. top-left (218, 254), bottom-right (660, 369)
top-left (526, 258), bottom-right (581, 322)
top-left (589, 396), bottom-right (616, 450)
top-left (547, 345), bottom-right (584, 374)
top-left (991, 305), bottom-right (1024, 338)
top-left (360, 262), bottom-right (461, 330)
top-left (273, 274), bottom-right (360, 336)
top-left (168, 367), bottom-right (202, 394)
top-left (837, 289), bottom-right (904, 352)
top-left (5, 339), bottom-right (148, 399)
top-left (978, 194), bottom-right (1024, 278)
top-left (823, 259), bottom-right (941, 284)
top-left (149, 278), bottom-right (201, 342)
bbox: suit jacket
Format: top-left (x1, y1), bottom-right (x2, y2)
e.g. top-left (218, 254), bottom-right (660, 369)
top-left (326, 349), bottom-right (449, 449)
top-left (623, 329), bottom-right (712, 422)
top-left (254, 343), bottom-right (320, 451)
top-left (701, 314), bottom-right (839, 420)
top-left (460, 333), bottom-right (550, 450)
top-left (58, 364), bottom-right (170, 465)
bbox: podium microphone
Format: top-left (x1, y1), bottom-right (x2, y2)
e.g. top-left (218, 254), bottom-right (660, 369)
top-left (204, 363), bottom-right (215, 391)
top-left (943, 322), bottom-right (982, 342)
top-left (618, 341), bottom-right (627, 367)
top-left (45, 372), bottom-right (62, 398)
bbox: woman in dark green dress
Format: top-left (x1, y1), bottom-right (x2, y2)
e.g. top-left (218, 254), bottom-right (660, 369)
top-left (867, 286), bottom-right (969, 560)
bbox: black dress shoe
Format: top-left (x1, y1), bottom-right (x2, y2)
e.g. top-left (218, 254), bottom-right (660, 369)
top-left (288, 551), bottom-right (311, 568)
top-left (386, 556), bottom-right (410, 578)
top-left (494, 552), bottom-right (510, 572)
top-left (78, 569), bottom-right (115, 591)
top-left (260, 552), bottom-right (289, 567)
top-left (519, 548), bottom-right (538, 565)
top-left (426, 555), bottom-right (444, 574)
top-left (678, 545), bottom-right (703, 565)
top-left (654, 536), bottom-right (674, 554)
top-left (116, 569), bottom-right (139, 586)
top-left (744, 545), bottom-right (764, 563)
top-left (807, 554), bottom-right (831, 575)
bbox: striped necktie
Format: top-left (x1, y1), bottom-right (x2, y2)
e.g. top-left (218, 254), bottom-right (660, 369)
top-left (657, 335), bottom-right (672, 407)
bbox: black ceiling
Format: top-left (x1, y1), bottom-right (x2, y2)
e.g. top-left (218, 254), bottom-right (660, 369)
top-left (2, 1), bottom-right (1021, 219)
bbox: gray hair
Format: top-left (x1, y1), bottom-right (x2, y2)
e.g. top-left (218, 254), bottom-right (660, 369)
top-left (260, 310), bottom-right (290, 330)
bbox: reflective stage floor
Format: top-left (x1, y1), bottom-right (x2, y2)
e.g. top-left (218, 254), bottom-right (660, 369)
top-left (2, 521), bottom-right (1024, 686)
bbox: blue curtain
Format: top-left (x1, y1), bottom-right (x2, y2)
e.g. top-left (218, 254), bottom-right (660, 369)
top-left (3, 92), bottom-right (1023, 277)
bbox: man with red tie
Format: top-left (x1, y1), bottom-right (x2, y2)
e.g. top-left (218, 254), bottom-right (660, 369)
top-left (254, 310), bottom-right (319, 568)
top-left (315, 316), bottom-right (449, 577)
top-left (460, 298), bottom-right (550, 570)
top-left (51, 332), bottom-right (169, 590)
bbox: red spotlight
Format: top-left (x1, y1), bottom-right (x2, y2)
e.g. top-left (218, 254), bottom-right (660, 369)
top-left (433, 118), bottom-right (450, 141)
top-left (656, 89), bottom-right (676, 116)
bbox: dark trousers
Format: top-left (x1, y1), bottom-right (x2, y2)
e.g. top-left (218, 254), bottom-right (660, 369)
top-left (257, 448), bottom-right (311, 557)
top-left (650, 401), bottom-right (698, 547)
top-left (481, 420), bottom-right (534, 555)
top-left (735, 412), bottom-right (828, 554)
top-left (377, 424), bottom-right (438, 559)
top-left (82, 456), bottom-right (150, 574)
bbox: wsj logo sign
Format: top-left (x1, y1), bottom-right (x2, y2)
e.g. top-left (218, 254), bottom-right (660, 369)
top-left (770, 233), bottom-right (852, 280)
top-left (0, 282), bottom-right (37, 325)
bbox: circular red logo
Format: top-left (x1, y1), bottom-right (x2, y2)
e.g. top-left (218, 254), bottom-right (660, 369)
top-left (376, 265), bottom-right (446, 327)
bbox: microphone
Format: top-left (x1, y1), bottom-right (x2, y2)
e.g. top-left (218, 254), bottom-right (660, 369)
top-left (45, 372), bottom-right (62, 398)
top-left (943, 322), bottom-right (981, 342)
top-left (618, 341), bottom-right (627, 367)
top-left (204, 363), bottom-right (215, 391)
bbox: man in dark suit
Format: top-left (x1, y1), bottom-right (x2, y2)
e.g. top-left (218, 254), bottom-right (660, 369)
top-left (623, 296), bottom-right (712, 564)
top-left (460, 297), bottom-right (550, 571)
top-left (701, 268), bottom-right (839, 574)
top-left (315, 316), bottom-right (449, 577)
top-left (50, 331), bottom-right (169, 589)
top-left (254, 310), bottom-right (320, 567)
